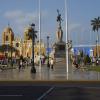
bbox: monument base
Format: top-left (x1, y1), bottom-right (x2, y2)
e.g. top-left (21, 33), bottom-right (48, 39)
top-left (53, 41), bottom-right (66, 58)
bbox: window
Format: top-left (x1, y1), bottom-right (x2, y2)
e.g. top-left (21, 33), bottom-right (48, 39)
top-left (16, 43), bottom-right (19, 47)
top-left (6, 35), bottom-right (9, 41)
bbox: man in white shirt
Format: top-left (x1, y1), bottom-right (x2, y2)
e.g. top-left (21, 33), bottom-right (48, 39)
top-left (50, 58), bottom-right (54, 69)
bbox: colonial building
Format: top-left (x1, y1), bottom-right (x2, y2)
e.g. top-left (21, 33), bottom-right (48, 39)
top-left (2, 26), bottom-right (14, 57)
top-left (1, 26), bottom-right (46, 59)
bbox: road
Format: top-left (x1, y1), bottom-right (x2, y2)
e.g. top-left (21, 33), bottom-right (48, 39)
top-left (0, 85), bottom-right (100, 100)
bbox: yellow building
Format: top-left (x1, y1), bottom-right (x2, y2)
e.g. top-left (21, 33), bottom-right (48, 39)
top-left (12, 37), bottom-right (22, 57)
top-left (2, 26), bottom-right (46, 59)
top-left (23, 27), bottom-right (46, 58)
top-left (93, 46), bottom-right (100, 57)
top-left (2, 26), bottom-right (14, 57)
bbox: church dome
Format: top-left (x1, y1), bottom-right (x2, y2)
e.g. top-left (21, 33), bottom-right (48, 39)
top-left (4, 27), bottom-right (13, 33)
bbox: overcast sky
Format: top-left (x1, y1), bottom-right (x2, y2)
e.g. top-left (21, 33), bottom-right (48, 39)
top-left (0, 0), bottom-right (100, 47)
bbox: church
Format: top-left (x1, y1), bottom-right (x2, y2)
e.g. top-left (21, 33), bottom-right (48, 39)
top-left (1, 25), bottom-right (46, 59)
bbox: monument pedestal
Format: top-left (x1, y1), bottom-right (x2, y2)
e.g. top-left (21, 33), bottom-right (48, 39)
top-left (53, 41), bottom-right (66, 58)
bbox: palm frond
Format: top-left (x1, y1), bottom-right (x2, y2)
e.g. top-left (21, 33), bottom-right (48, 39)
top-left (91, 17), bottom-right (100, 32)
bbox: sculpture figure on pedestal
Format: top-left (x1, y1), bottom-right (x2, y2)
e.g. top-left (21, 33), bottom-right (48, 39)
top-left (56, 9), bottom-right (63, 42)
top-left (52, 9), bottom-right (66, 58)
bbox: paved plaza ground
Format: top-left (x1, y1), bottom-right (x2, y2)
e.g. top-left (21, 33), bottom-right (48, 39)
top-left (0, 60), bottom-right (100, 81)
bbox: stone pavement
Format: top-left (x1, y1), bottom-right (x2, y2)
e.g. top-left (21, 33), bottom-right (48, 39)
top-left (0, 60), bottom-right (100, 81)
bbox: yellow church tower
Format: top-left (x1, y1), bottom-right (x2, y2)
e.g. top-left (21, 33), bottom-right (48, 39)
top-left (2, 25), bottom-right (14, 46)
top-left (2, 25), bottom-right (14, 57)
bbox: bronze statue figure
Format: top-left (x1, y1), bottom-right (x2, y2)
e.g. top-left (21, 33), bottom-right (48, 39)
top-left (56, 9), bottom-right (63, 42)
top-left (57, 9), bottom-right (63, 29)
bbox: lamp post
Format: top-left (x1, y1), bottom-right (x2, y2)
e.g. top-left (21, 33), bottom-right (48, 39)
top-left (47, 36), bottom-right (50, 68)
top-left (29, 23), bottom-right (37, 73)
top-left (39, 0), bottom-right (41, 70)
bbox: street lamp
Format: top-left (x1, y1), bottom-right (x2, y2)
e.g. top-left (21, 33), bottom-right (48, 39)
top-left (47, 36), bottom-right (50, 68)
top-left (28, 23), bottom-right (37, 73)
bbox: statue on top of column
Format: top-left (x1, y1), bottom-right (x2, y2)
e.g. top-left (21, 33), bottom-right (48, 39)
top-left (57, 9), bottom-right (63, 29)
top-left (56, 9), bottom-right (63, 42)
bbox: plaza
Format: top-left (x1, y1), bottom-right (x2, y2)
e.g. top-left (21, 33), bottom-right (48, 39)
top-left (0, 60), bottom-right (100, 81)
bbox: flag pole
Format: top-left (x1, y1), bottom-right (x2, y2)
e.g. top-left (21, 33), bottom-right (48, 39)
top-left (65, 0), bottom-right (69, 79)
top-left (39, 0), bottom-right (41, 71)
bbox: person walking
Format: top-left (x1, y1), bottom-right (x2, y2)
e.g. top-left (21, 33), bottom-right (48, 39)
top-left (19, 55), bottom-right (24, 70)
top-left (18, 59), bottom-right (21, 70)
top-left (50, 58), bottom-right (54, 69)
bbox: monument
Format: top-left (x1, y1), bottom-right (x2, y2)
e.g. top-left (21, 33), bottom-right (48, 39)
top-left (53, 9), bottom-right (66, 58)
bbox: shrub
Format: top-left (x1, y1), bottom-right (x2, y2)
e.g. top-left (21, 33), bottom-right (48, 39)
top-left (84, 55), bottom-right (91, 65)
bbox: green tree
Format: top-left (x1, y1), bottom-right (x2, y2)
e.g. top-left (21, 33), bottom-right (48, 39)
top-left (91, 17), bottom-right (100, 58)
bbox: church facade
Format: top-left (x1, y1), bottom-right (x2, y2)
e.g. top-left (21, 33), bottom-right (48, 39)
top-left (1, 26), bottom-right (46, 59)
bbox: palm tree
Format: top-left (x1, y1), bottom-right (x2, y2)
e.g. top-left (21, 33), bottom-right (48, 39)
top-left (91, 17), bottom-right (100, 58)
